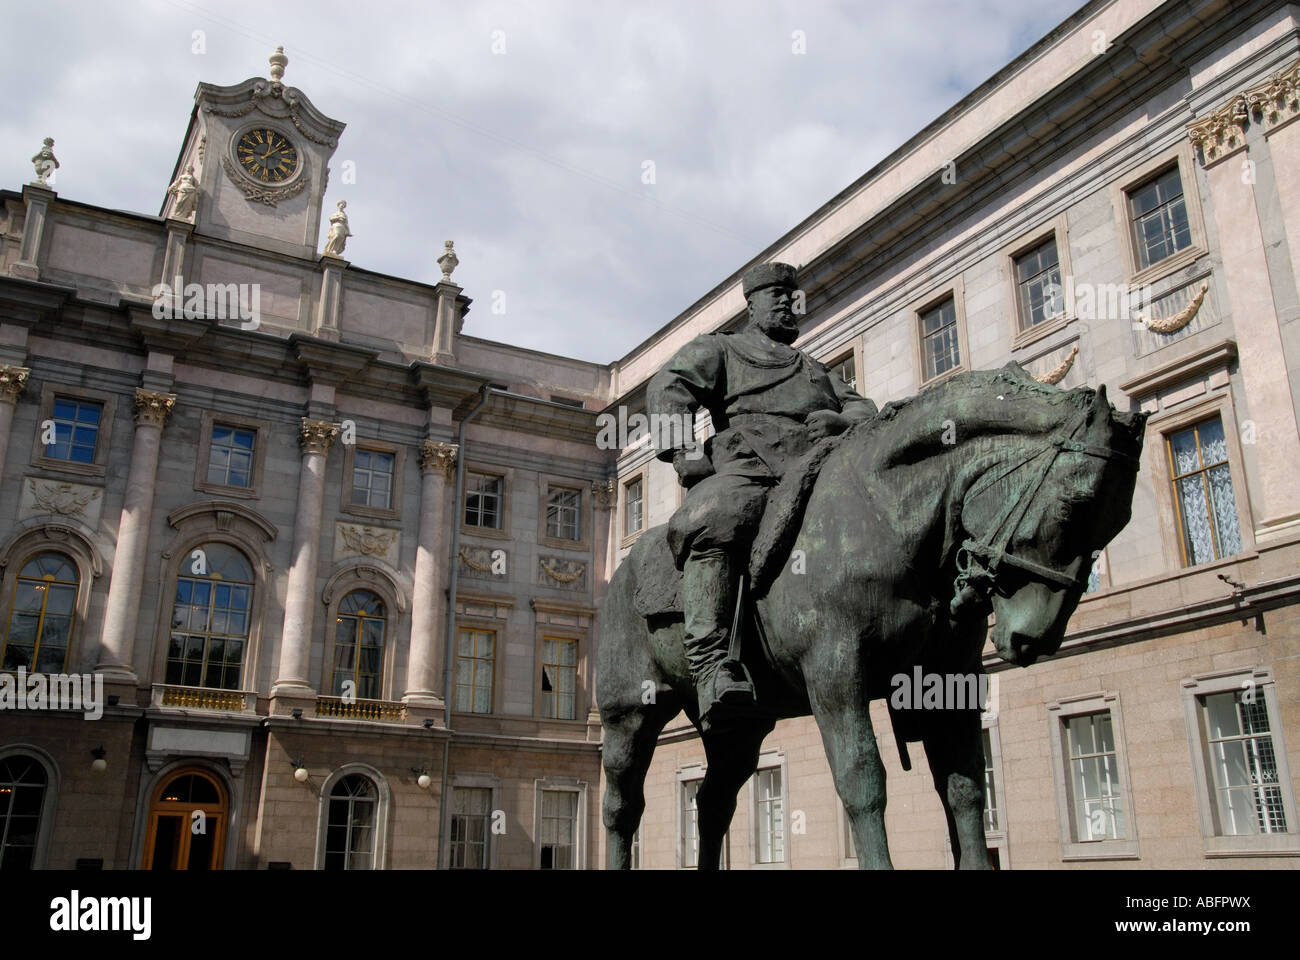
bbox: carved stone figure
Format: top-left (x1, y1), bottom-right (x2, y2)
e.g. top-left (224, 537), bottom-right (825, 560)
top-left (31, 137), bottom-right (59, 186)
top-left (645, 262), bottom-right (876, 733)
top-left (167, 165), bottom-right (199, 220)
top-left (323, 200), bottom-right (351, 257)
top-left (600, 288), bottom-right (1148, 869)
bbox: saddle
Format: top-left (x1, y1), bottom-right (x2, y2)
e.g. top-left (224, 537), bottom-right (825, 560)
top-left (631, 429), bottom-right (852, 618)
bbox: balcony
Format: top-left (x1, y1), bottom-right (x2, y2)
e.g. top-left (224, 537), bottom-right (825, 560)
top-left (315, 695), bottom-right (408, 723)
top-left (153, 684), bottom-right (253, 713)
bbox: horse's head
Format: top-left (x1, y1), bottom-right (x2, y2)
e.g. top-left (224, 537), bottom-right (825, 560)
top-left (955, 381), bottom-right (1146, 666)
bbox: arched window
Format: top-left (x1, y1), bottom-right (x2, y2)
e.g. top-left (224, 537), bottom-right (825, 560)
top-left (166, 544), bottom-right (253, 690)
top-left (324, 774), bottom-right (378, 870)
top-left (1, 552), bottom-right (79, 673)
top-left (330, 590), bottom-right (386, 700)
top-left (0, 755), bottom-right (49, 870)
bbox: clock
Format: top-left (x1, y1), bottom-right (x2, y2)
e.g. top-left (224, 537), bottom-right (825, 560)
top-left (233, 128), bottom-right (299, 184)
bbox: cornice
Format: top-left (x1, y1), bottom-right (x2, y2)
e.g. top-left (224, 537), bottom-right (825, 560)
top-left (289, 333), bottom-right (377, 386)
top-left (1118, 338), bottom-right (1238, 398)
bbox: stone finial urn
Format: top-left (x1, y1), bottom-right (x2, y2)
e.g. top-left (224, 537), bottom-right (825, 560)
top-left (269, 45), bottom-right (288, 83)
top-left (438, 240), bottom-right (459, 282)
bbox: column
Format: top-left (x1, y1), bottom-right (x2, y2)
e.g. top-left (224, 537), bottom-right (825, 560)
top-left (0, 365), bottom-right (30, 486)
top-left (97, 388), bottom-right (176, 679)
top-left (272, 418), bottom-right (339, 696)
top-left (404, 440), bottom-right (457, 704)
top-left (586, 478), bottom-right (615, 734)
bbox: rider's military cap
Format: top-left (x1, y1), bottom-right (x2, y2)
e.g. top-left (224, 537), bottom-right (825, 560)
top-left (741, 261), bottom-right (798, 299)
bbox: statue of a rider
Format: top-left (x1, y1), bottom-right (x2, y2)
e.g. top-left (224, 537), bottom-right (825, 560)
top-left (646, 262), bottom-right (877, 732)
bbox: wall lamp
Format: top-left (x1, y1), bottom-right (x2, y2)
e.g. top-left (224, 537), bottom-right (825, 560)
top-left (290, 759), bottom-right (309, 783)
top-left (90, 746), bottom-right (107, 774)
top-left (411, 767), bottom-right (432, 789)
top-left (291, 708), bottom-right (303, 720)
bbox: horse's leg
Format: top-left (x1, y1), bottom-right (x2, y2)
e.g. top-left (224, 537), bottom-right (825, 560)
top-left (696, 723), bottom-right (771, 870)
top-left (808, 691), bottom-right (892, 869)
top-left (923, 709), bottom-right (990, 870)
top-left (601, 693), bottom-right (679, 870)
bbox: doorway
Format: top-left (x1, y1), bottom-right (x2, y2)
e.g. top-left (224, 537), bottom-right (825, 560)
top-left (141, 768), bottom-right (228, 870)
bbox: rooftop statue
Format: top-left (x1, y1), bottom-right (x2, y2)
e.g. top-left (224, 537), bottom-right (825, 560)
top-left (599, 262), bottom-right (1147, 869)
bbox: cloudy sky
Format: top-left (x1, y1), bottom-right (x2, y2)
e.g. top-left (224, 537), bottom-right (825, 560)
top-left (2, 0), bottom-right (1082, 363)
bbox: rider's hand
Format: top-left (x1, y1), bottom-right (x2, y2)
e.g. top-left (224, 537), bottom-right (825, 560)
top-left (805, 409), bottom-right (851, 441)
top-left (673, 448), bottom-right (714, 489)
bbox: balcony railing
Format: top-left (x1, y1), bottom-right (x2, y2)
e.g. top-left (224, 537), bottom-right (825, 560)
top-left (154, 684), bottom-right (252, 712)
top-left (315, 696), bottom-right (408, 723)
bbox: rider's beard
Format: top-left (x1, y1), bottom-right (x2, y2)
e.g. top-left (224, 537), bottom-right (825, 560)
top-left (757, 311), bottom-right (799, 345)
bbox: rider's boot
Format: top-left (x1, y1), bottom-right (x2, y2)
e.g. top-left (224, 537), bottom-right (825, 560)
top-left (681, 549), bottom-right (755, 733)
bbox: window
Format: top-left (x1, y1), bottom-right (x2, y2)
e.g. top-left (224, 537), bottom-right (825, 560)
top-left (455, 628), bottom-right (495, 714)
top-left (1, 552), bottom-right (78, 673)
top-left (1168, 417), bottom-right (1242, 565)
top-left (919, 297), bottom-right (961, 382)
top-left (630, 825), bottom-right (641, 870)
top-left (330, 590), bottom-right (386, 700)
top-left (324, 774), bottom-right (377, 870)
top-left (540, 636), bottom-right (578, 720)
top-left (624, 477), bottom-right (643, 538)
top-left (450, 787), bottom-right (491, 869)
top-left (464, 472), bottom-right (503, 529)
top-left (0, 755), bottom-right (48, 870)
top-left (829, 354), bottom-right (856, 391)
top-left (205, 424), bottom-right (256, 488)
top-left (1048, 692), bottom-right (1139, 860)
top-left (754, 766), bottom-right (785, 864)
top-left (165, 543), bottom-right (253, 690)
top-left (1129, 165), bottom-right (1192, 270)
top-left (45, 397), bottom-right (102, 464)
top-left (680, 778), bottom-right (702, 869)
top-left (538, 790), bottom-right (578, 869)
top-left (1065, 712), bottom-right (1127, 842)
top-left (546, 487), bottom-right (581, 542)
top-left (983, 728), bottom-right (999, 833)
top-left (1014, 237), bottom-right (1063, 330)
top-left (1200, 691), bottom-right (1287, 836)
top-left (351, 449), bottom-right (395, 510)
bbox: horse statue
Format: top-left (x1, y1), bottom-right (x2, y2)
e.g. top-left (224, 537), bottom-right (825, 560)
top-left (598, 363), bottom-right (1147, 869)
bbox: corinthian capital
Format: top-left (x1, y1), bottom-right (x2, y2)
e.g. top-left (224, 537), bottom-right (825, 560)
top-left (0, 365), bottom-right (30, 405)
top-left (134, 388), bottom-right (176, 428)
top-left (591, 477), bottom-right (616, 510)
top-left (419, 440), bottom-right (458, 477)
top-left (300, 417), bottom-right (340, 456)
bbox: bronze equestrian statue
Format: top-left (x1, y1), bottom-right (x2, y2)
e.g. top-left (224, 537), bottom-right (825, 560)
top-left (599, 262), bottom-right (1147, 868)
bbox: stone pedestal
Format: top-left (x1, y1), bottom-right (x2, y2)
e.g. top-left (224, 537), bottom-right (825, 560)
top-left (97, 389), bottom-right (176, 680)
top-left (9, 184), bottom-right (56, 280)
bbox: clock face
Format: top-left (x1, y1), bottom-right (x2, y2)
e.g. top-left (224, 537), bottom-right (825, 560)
top-left (234, 128), bottom-right (299, 184)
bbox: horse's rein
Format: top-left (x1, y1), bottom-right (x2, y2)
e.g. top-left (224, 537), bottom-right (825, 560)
top-left (954, 405), bottom-right (1137, 602)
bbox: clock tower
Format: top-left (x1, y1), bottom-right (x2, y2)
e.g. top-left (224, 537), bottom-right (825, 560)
top-left (163, 46), bottom-right (345, 259)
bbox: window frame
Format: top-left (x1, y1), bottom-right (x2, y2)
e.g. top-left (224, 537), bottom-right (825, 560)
top-left (1002, 213), bottom-right (1076, 352)
top-left (30, 383), bottom-right (117, 480)
top-left (538, 475), bottom-right (591, 550)
top-left (340, 437), bottom-right (405, 521)
top-left (748, 751), bottom-right (789, 869)
top-left (314, 764), bottom-right (390, 870)
top-left (533, 777), bottom-right (586, 870)
top-left (194, 410), bottom-right (270, 500)
top-left (910, 276), bottom-right (970, 390)
top-left (1180, 666), bottom-right (1299, 858)
top-left (162, 541), bottom-right (257, 692)
top-left (820, 338), bottom-right (863, 395)
top-left (453, 624), bottom-right (498, 716)
top-left (0, 746), bottom-right (59, 871)
top-left (1046, 691), bottom-right (1140, 861)
top-left (535, 629), bottom-right (583, 722)
top-left (981, 713), bottom-right (1010, 868)
top-left (447, 774), bottom-right (501, 870)
top-left (323, 586), bottom-right (392, 702)
top-left (0, 529), bottom-right (100, 676)
top-left (460, 464), bottom-right (511, 540)
top-left (1110, 141), bottom-right (1209, 287)
top-left (676, 765), bottom-right (730, 870)
top-left (619, 464), bottom-right (649, 548)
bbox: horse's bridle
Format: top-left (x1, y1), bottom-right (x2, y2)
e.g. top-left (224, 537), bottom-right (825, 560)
top-left (952, 407), bottom-right (1138, 607)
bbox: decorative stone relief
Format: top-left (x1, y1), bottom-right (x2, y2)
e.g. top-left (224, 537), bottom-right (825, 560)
top-left (220, 154), bottom-right (311, 207)
top-left (299, 418), bottom-right (340, 456)
top-left (1187, 95), bottom-right (1248, 165)
top-left (1132, 279), bottom-right (1218, 357)
top-left (1033, 344), bottom-right (1079, 385)
top-left (0, 365), bottom-right (30, 405)
top-left (537, 555), bottom-right (587, 591)
top-left (419, 440), bottom-right (458, 476)
top-left (21, 478), bottom-right (103, 525)
top-left (458, 545), bottom-right (506, 581)
top-left (1137, 281), bottom-right (1208, 333)
top-left (335, 522), bottom-right (400, 565)
top-left (134, 389), bottom-right (177, 428)
top-left (591, 478), bottom-right (615, 510)
top-left (1246, 59), bottom-right (1300, 130)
